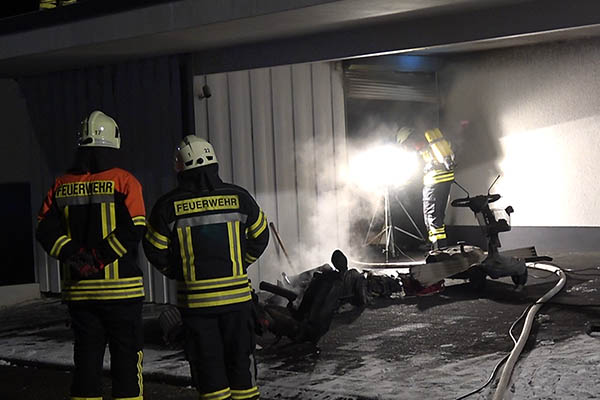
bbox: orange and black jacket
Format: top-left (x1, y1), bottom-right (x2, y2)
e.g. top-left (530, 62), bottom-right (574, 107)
top-left (143, 183), bottom-right (269, 311)
top-left (36, 168), bottom-right (146, 302)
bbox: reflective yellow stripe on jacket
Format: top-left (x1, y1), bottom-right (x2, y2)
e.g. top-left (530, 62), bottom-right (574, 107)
top-left (231, 386), bottom-right (260, 400)
top-left (177, 275), bottom-right (252, 308)
top-left (101, 202), bottom-right (121, 280)
top-left (50, 235), bottom-right (72, 258)
top-left (132, 215), bottom-right (146, 227)
top-left (145, 223), bottom-right (170, 250)
top-left (200, 388), bottom-right (231, 400)
top-left (246, 210), bottom-right (267, 239)
top-left (61, 277), bottom-right (144, 301)
top-left (424, 169), bottom-right (455, 185)
top-left (174, 216), bottom-right (251, 309)
top-left (428, 226), bottom-right (447, 243)
top-left (227, 221), bottom-right (243, 276)
top-left (244, 253), bottom-right (258, 264)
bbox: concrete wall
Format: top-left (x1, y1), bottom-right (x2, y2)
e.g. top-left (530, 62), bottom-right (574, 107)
top-left (439, 38), bottom-right (600, 250)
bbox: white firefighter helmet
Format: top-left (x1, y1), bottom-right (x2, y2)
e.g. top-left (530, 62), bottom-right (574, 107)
top-left (174, 135), bottom-right (218, 172)
top-left (78, 110), bottom-right (120, 149)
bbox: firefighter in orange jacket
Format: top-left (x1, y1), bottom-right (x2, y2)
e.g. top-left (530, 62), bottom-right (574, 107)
top-left (36, 111), bottom-right (146, 400)
top-left (143, 135), bottom-right (269, 400)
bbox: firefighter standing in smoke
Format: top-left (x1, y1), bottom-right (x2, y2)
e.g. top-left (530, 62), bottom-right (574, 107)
top-left (421, 128), bottom-right (455, 250)
top-left (397, 127), bottom-right (455, 250)
top-left (143, 135), bottom-right (269, 400)
top-left (36, 111), bottom-right (146, 400)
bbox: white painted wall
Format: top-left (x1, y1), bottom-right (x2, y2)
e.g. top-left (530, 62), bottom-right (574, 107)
top-left (439, 38), bottom-right (600, 227)
top-left (194, 62), bottom-right (348, 284)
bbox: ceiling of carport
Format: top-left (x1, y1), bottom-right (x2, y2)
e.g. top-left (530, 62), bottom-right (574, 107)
top-left (0, 0), bottom-right (599, 76)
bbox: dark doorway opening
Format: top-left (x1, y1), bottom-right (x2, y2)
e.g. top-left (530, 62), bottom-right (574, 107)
top-left (343, 57), bottom-right (440, 257)
top-left (0, 182), bottom-right (35, 286)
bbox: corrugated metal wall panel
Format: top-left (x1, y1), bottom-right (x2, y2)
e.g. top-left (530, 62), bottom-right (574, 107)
top-left (291, 63), bottom-right (317, 253)
top-left (228, 71), bottom-right (255, 193)
top-left (33, 248), bottom-right (61, 293)
top-left (34, 61), bottom-right (347, 302)
top-left (312, 63), bottom-right (338, 258)
top-left (248, 68), bottom-right (278, 284)
top-left (228, 70), bottom-right (258, 284)
top-left (271, 65), bottom-right (301, 275)
top-left (192, 61), bottom-right (348, 284)
top-left (193, 75), bottom-right (209, 139)
top-left (345, 69), bottom-right (438, 103)
top-left (331, 64), bottom-right (350, 247)
top-left (206, 73), bottom-right (234, 182)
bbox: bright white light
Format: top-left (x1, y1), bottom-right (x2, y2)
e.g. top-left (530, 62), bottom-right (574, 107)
top-left (345, 144), bottom-right (419, 192)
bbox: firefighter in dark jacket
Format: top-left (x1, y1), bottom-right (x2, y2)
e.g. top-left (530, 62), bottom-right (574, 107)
top-left (421, 128), bottom-right (455, 250)
top-left (143, 135), bottom-right (269, 400)
top-left (36, 110), bottom-right (146, 400)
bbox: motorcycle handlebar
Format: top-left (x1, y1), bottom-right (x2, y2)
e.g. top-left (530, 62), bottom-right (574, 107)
top-left (451, 193), bottom-right (501, 208)
top-left (259, 281), bottom-right (298, 303)
top-left (488, 194), bottom-right (501, 203)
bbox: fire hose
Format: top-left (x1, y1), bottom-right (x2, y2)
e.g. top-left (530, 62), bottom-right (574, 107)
top-left (491, 262), bottom-right (566, 400)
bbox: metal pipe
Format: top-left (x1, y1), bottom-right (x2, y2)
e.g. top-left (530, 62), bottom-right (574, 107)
top-left (384, 188), bottom-right (394, 260)
top-left (269, 222), bottom-right (296, 270)
top-left (394, 193), bottom-right (426, 241)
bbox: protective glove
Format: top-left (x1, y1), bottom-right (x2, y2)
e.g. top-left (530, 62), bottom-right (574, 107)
top-left (64, 248), bottom-right (103, 279)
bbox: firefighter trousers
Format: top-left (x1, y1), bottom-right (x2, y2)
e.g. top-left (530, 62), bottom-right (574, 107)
top-left (423, 180), bottom-right (452, 249)
top-left (67, 299), bottom-right (144, 400)
top-left (181, 302), bottom-right (259, 400)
